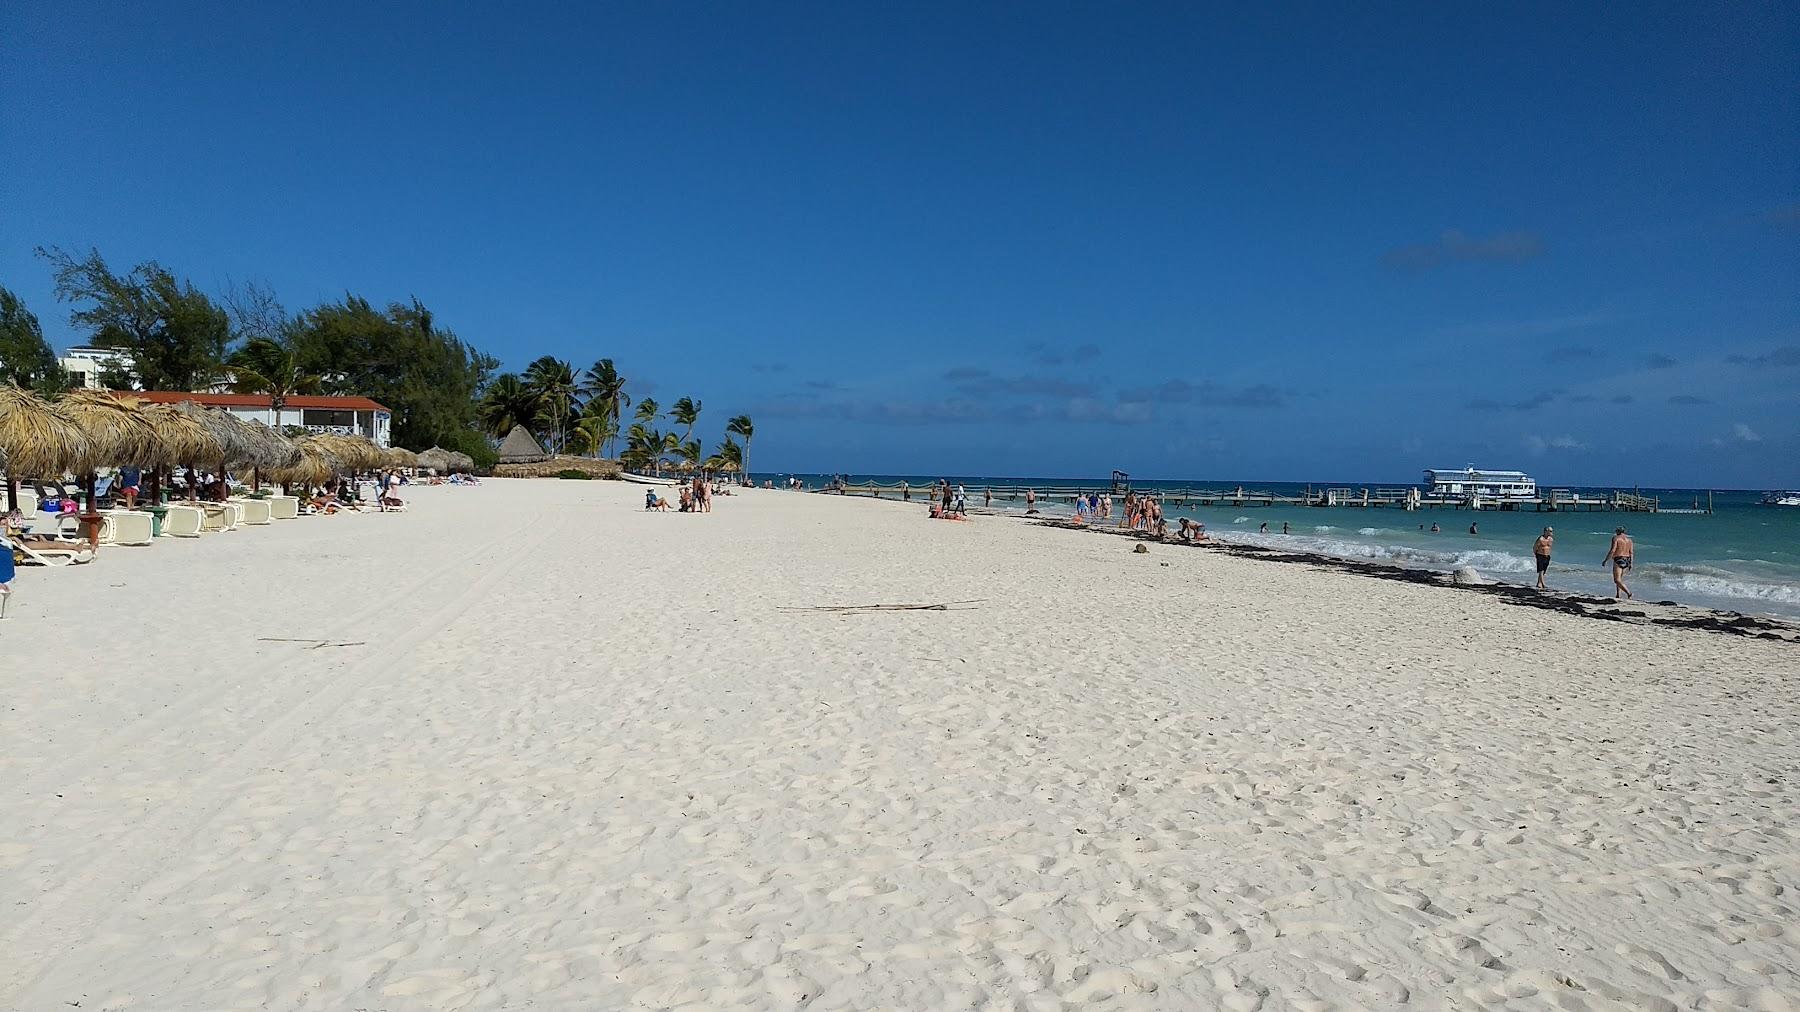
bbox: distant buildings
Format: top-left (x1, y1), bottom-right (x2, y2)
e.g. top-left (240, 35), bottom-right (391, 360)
top-left (120, 391), bottom-right (393, 448)
top-left (58, 347), bottom-right (134, 390)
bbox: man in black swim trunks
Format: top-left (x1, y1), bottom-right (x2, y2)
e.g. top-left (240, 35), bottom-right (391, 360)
top-left (1604, 526), bottom-right (1634, 599)
top-left (1533, 526), bottom-right (1554, 590)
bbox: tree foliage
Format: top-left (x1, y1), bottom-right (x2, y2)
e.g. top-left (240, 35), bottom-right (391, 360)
top-left (288, 294), bottom-right (496, 451)
top-left (0, 285), bottom-right (64, 393)
top-left (39, 245), bottom-right (231, 391)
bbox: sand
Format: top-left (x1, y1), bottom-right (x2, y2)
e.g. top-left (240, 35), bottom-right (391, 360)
top-left (2, 479), bottom-right (1796, 1010)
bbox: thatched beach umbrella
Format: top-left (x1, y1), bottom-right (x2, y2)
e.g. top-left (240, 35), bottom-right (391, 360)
top-left (54, 390), bottom-right (165, 470)
top-left (417, 447), bottom-right (452, 473)
top-left (447, 451), bottom-right (474, 473)
top-left (52, 390), bottom-right (167, 512)
top-left (271, 436), bottom-right (338, 489)
top-left (0, 385), bottom-right (92, 511)
top-left (384, 447), bottom-right (419, 469)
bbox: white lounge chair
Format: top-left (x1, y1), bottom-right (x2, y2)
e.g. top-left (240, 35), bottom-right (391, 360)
top-left (3, 534), bottom-right (95, 567)
top-left (161, 505), bottom-right (204, 538)
top-left (199, 502), bottom-right (239, 532)
top-left (267, 495), bottom-right (299, 520)
top-left (15, 489), bottom-right (38, 515)
top-left (235, 498), bottom-right (273, 525)
top-left (100, 510), bottom-right (155, 546)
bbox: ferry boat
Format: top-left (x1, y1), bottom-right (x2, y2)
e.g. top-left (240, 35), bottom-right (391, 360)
top-left (1422, 465), bottom-right (1539, 501)
top-left (1761, 491), bottom-right (1800, 507)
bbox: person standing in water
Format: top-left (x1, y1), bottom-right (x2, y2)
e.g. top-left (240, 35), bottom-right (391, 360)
top-left (1469, 522), bottom-right (1479, 536)
top-left (1532, 526), bottom-right (1554, 590)
top-left (1604, 526), bottom-right (1634, 599)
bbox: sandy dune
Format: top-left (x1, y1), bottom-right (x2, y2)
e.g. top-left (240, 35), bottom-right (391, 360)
top-left (3, 479), bottom-right (1796, 1009)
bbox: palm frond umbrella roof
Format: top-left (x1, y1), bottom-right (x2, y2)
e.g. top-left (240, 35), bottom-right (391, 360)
top-left (243, 418), bottom-right (302, 471)
top-left (0, 384), bottom-right (93, 477)
top-left (270, 437), bottom-right (338, 487)
top-left (416, 446), bottom-right (452, 473)
top-left (312, 433), bottom-right (386, 471)
top-left (174, 400), bottom-right (259, 467)
top-left (138, 402), bottom-right (221, 466)
top-left (53, 390), bottom-right (167, 469)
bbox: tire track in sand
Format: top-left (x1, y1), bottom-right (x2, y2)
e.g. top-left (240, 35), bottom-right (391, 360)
top-left (1, 508), bottom-right (561, 1005)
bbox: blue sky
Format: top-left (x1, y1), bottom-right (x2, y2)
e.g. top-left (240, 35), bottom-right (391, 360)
top-left (3, 3), bottom-right (1795, 486)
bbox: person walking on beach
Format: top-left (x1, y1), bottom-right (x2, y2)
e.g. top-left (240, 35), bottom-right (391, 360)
top-left (1025, 488), bottom-right (1037, 514)
top-left (1604, 526), bottom-right (1634, 599)
top-left (1533, 526), bottom-right (1554, 590)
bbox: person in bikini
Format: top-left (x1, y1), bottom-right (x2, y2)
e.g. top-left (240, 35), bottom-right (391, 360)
top-left (1604, 526), bottom-right (1634, 599)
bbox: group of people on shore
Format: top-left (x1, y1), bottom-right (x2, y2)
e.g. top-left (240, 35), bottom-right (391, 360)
top-left (926, 479), bottom-right (968, 520)
top-left (645, 475), bottom-right (730, 513)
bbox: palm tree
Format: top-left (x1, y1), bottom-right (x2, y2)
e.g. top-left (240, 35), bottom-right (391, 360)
top-left (524, 356), bottom-right (579, 455)
top-left (227, 337), bottom-right (322, 426)
top-left (670, 396), bottom-right (702, 443)
top-left (714, 435), bottom-right (743, 478)
top-left (574, 412), bottom-right (618, 459)
top-left (580, 358), bottom-right (629, 451)
top-left (726, 414), bottom-right (754, 480)
top-left (678, 438), bottom-right (701, 469)
top-left (634, 397), bottom-right (660, 424)
top-left (479, 374), bottom-right (540, 438)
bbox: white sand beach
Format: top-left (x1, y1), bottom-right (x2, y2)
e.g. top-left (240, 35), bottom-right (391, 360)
top-left (3, 479), bottom-right (1796, 1010)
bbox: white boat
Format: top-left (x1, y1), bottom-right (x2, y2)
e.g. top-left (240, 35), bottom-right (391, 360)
top-left (1422, 465), bottom-right (1538, 501)
top-left (619, 471), bottom-right (679, 487)
top-left (1761, 491), bottom-right (1800, 507)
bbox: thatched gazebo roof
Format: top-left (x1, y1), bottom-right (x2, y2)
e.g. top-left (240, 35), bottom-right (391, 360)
top-left (0, 385), bottom-right (92, 477)
top-left (496, 425), bottom-right (547, 464)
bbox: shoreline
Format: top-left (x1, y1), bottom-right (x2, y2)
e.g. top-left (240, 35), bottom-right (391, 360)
top-left (809, 488), bottom-right (1800, 641)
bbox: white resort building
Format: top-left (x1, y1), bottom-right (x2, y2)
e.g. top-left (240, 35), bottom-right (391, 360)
top-left (125, 391), bottom-right (393, 448)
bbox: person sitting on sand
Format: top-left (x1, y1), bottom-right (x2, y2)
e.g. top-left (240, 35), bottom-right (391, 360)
top-left (1605, 526), bottom-right (1634, 599)
top-left (678, 485), bottom-right (694, 512)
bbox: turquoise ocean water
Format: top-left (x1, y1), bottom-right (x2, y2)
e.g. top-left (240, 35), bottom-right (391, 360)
top-left (752, 474), bottom-right (1800, 619)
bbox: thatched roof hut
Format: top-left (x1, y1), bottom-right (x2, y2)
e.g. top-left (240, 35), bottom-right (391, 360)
top-left (0, 385), bottom-right (92, 478)
top-left (496, 425), bottom-right (547, 464)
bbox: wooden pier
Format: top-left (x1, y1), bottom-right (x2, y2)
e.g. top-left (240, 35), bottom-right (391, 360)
top-left (816, 480), bottom-right (1700, 514)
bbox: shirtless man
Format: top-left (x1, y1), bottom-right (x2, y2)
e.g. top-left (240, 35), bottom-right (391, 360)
top-left (1024, 488), bottom-right (1037, 514)
top-left (1604, 526), bottom-right (1634, 599)
top-left (1532, 526), bottom-right (1554, 590)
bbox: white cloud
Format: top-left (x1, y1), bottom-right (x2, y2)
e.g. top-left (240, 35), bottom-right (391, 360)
top-left (1733, 422), bottom-right (1762, 443)
top-left (1524, 433), bottom-right (1587, 455)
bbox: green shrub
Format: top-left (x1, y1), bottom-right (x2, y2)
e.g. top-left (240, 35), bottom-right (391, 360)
top-left (557, 469), bottom-right (593, 480)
